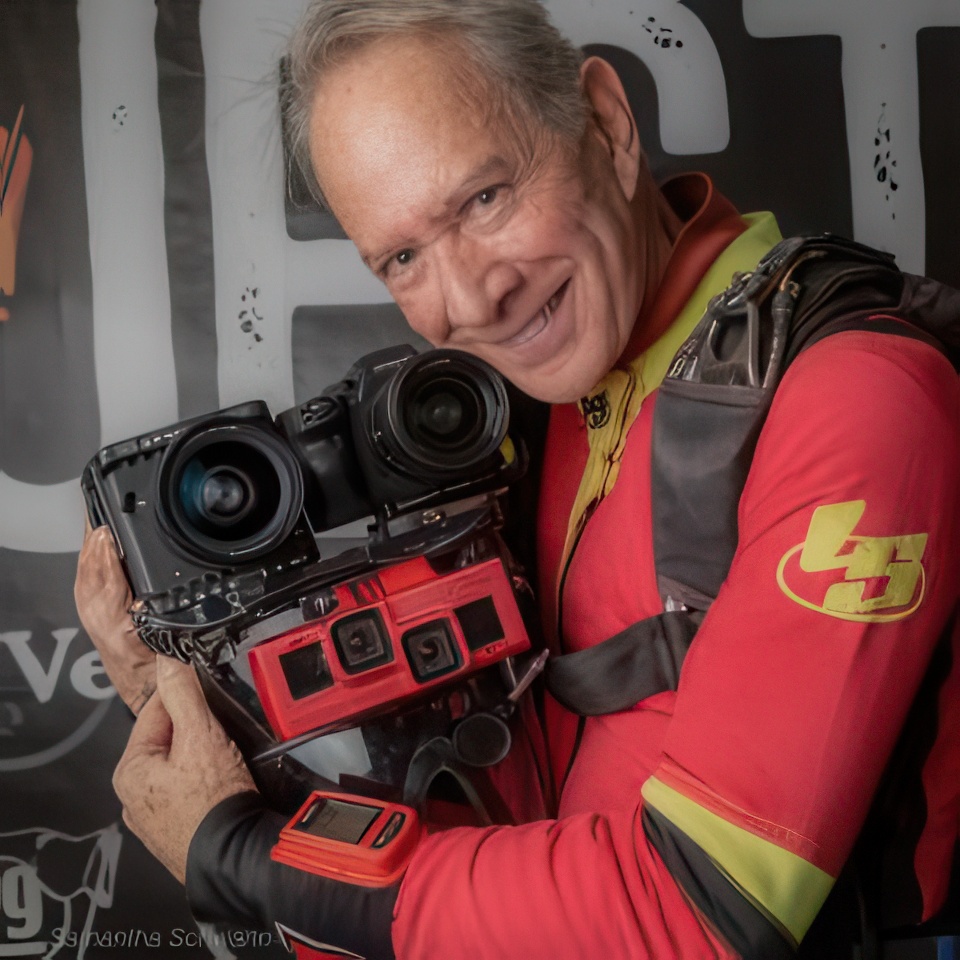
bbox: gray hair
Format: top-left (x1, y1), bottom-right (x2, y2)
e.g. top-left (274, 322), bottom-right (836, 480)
top-left (282, 0), bottom-right (587, 208)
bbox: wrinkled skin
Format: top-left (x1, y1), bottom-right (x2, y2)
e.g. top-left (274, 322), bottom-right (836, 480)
top-left (75, 524), bottom-right (255, 880)
top-left (112, 655), bottom-right (255, 883)
top-left (309, 38), bottom-right (679, 404)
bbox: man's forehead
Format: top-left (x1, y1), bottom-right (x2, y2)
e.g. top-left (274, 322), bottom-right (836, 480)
top-left (310, 33), bottom-right (483, 147)
top-left (308, 36), bottom-right (526, 255)
top-left (312, 40), bottom-right (478, 169)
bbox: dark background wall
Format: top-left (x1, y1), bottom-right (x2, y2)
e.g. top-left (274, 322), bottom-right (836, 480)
top-left (0, 1), bottom-right (957, 956)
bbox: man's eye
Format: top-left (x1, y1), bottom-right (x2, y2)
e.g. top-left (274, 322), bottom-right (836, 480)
top-left (378, 248), bottom-right (416, 281)
top-left (476, 187), bottom-right (499, 205)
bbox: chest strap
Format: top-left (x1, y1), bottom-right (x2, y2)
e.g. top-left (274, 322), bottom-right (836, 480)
top-left (545, 610), bottom-right (699, 715)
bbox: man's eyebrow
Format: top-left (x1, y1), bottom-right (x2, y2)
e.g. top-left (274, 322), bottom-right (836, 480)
top-left (360, 156), bottom-right (513, 269)
top-left (443, 155), bottom-right (513, 211)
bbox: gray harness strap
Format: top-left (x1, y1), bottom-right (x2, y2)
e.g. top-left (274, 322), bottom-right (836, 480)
top-left (544, 610), bottom-right (699, 715)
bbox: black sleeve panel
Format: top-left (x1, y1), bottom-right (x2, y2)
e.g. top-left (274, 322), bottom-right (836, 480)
top-left (186, 791), bottom-right (398, 960)
top-left (641, 805), bottom-right (797, 960)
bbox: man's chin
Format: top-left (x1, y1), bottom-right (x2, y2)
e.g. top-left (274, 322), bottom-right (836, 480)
top-left (507, 372), bottom-right (607, 405)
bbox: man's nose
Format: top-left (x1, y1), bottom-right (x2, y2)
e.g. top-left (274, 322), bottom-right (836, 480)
top-left (437, 234), bottom-right (523, 331)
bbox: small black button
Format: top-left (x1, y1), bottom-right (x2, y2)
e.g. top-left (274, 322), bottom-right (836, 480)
top-left (372, 812), bottom-right (405, 848)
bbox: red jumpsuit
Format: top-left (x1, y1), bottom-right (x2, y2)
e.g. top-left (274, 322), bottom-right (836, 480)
top-left (389, 174), bottom-right (960, 958)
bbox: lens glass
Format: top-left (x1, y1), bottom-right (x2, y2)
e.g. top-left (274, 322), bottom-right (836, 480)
top-left (176, 440), bottom-right (283, 543)
top-left (380, 352), bottom-right (508, 476)
top-left (200, 468), bottom-right (246, 518)
top-left (407, 379), bottom-right (482, 451)
top-left (402, 619), bottom-right (461, 683)
top-left (159, 422), bottom-right (304, 564)
top-left (331, 610), bottom-right (394, 674)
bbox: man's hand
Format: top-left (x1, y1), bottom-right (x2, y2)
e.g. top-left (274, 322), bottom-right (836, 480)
top-left (74, 520), bottom-right (156, 714)
top-left (113, 655), bottom-right (257, 884)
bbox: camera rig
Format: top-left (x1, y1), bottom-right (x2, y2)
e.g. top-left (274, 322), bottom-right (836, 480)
top-left (81, 346), bottom-right (543, 811)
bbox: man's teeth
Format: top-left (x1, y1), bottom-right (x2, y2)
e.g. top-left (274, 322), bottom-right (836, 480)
top-left (539, 287), bottom-right (563, 323)
top-left (510, 285), bottom-right (564, 344)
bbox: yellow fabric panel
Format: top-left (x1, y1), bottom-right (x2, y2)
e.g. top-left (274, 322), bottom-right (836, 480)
top-left (642, 776), bottom-right (835, 945)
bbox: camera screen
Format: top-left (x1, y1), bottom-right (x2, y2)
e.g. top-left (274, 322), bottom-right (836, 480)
top-left (279, 642), bottom-right (335, 701)
top-left (331, 609), bottom-right (393, 674)
top-left (454, 596), bottom-right (505, 652)
top-left (296, 797), bottom-right (381, 845)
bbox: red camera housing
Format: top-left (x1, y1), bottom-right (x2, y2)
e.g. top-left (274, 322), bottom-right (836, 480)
top-left (248, 554), bottom-right (530, 741)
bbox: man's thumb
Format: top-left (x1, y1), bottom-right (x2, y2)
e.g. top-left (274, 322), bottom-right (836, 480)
top-left (155, 655), bottom-right (209, 727)
top-left (122, 687), bottom-right (172, 755)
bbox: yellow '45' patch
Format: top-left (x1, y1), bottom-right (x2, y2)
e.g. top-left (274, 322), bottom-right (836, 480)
top-left (777, 500), bottom-right (928, 622)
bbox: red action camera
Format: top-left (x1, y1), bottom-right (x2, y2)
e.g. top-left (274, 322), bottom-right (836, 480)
top-left (248, 553), bottom-right (530, 741)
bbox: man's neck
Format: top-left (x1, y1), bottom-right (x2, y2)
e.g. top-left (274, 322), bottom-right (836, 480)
top-left (620, 172), bottom-right (746, 364)
top-left (625, 176), bottom-right (687, 359)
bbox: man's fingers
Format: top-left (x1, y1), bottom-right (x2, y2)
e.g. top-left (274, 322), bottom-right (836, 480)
top-left (88, 526), bottom-right (123, 575)
top-left (76, 526), bottom-right (125, 592)
top-left (155, 655), bottom-right (216, 733)
top-left (74, 526), bottom-right (135, 645)
top-left (122, 685), bottom-right (172, 755)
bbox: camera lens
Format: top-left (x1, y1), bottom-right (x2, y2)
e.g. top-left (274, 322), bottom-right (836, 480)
top-left (183, 462), bottom-right (257, 528)
top-left (201, 469), bottom-right (245, 518)
top-left (407, 378), bottom-right (482, 449)
top-left (402, 619), bottom-right (462, 683)
top-left (331, 610), bottom-right (393, 674)
top-left (376, 351), bottom-right (508, 478)
top-left (158, 423), bottom-right (303, 564)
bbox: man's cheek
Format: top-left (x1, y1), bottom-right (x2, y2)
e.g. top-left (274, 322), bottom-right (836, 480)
top-left (397, 297), bottom-right (446, 347)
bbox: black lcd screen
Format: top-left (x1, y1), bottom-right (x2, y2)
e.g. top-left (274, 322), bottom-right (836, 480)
top-left (296, 797), bottom-right (381, 845)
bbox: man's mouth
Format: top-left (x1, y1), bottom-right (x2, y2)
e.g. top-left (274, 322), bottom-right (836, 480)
top-left (504, 280), bottom-right (569, 346)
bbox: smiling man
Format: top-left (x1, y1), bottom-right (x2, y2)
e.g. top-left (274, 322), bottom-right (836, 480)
top-left (303, 29), bottom-right (680, 404)
top-left (74, 1), bottom-right (960, 959)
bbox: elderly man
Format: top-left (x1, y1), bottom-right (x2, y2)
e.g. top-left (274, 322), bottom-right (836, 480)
top-left (75, 1), bottom-right (959, 958)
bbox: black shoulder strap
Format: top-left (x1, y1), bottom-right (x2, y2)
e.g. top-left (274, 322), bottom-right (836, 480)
top-left (546, 235), bottom-right (958, 717)
top-left (544, 611), bottom-right (699, 715)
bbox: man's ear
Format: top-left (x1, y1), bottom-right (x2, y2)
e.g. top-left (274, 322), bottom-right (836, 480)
top-left (580, 56), bottom-right (641, 200)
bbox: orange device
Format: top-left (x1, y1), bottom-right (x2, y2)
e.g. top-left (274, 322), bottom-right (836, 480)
top-left (272, 791), bottom-right (423, 887)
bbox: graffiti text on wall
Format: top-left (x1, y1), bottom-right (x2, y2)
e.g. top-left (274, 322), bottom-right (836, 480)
top-left (744, 0), bottom-right (960, 275)
top-left (0, 630), bottom-right (113, 772)
top-left (0, 105), bottom-right (32, 322)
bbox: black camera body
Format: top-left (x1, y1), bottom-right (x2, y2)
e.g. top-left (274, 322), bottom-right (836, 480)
top-left (278, 345), bottom-right (512, 532)
top-left (81, 346), bottom-right (525, 666)
top-left (84, 401), bottom-right (320, 627)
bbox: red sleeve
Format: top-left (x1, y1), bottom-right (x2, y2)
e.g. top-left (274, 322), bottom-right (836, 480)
top-left (391, 331), bottom-right (959, 958)
top-left (649, 330), bottom-right (959, 935)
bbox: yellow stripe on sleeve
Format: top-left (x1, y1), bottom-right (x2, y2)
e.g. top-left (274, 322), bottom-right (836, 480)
top-left (642, 775), bottom-right (835, 945)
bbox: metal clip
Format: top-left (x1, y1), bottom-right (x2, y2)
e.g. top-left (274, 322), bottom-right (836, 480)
top-left (506, 649), bottom-right (550, 704)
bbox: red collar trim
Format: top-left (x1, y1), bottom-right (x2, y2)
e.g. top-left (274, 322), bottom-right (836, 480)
top-left (622, 173), bottom-right (746, 361)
